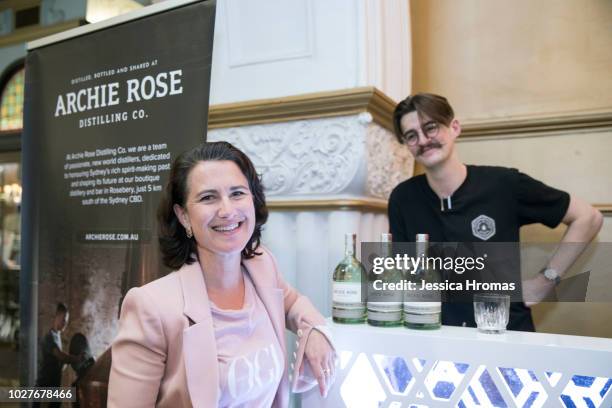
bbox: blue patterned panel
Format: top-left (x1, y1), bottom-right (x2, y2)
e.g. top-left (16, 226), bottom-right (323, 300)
top-left (560, 376), bottom-right (612, 408)
top-left (497, 367), bottom-right (547, 407)
top-left (456, 363), bottom-right (469, 374)
top-left (457, 365), bottom-right (508, 408)
top-left (601, 379), bottom-right (612, 399)
top-left (499, 368), bottom-right (523, 397)
top-left (433, 381), bottom-right (456, 399)
top-left (424, 361), bottom-right (470, 401)
top-left (545, 371), bottom-right (563, 387)
top-left (412, 358), bottom-right (427, 373)
top-left (372, 354), bottom-right (414, 395)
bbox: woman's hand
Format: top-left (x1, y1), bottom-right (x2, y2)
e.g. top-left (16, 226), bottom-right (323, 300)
top-left (302, 329), bottom-right (336, 397)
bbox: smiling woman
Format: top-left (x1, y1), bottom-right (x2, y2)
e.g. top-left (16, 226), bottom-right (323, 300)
top-left (178, 160), bottom-right (254, 253)
top-left (158, 142), bottom-right (269, 269)
top-left (108, 141), bottom-right (337, 408)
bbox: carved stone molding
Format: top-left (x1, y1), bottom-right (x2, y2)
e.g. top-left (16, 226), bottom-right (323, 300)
top-left (208, 88), bottom-right (612, 141)
top-left (267, 198), bottom-right (388, 213)
top-left (209, 112), bottom-right (412, 200)
top-left (208, 114), bottom-right (372, 197)
top-left (263, 200), bottom-right (612, 215)
top-left (594, 204), bottom-right (612, 215)
top-left (460, 111), bottom-right (612, 138)
top-left (208, 87), bottom-right (397, 132)
top-left (365, 120), bottom-right (413, 199)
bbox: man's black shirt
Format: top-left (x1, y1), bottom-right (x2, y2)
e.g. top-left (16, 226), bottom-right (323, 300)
top-left (388, 165), bottom-right (570, 331)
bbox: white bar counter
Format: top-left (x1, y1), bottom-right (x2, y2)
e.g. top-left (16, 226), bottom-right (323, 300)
top-left (301, 321), bottom-right (612, 407)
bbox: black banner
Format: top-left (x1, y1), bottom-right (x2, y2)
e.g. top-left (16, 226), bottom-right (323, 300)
top-left (21, 0), bottom-right (215, 385)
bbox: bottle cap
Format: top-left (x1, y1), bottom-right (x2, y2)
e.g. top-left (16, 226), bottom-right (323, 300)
top-left (416, 233), bottom-right (429, 242)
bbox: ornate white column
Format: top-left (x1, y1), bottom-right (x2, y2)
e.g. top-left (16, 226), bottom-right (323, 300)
top-left (207, 0), bottom-right (413, 315)
top-left (208, 89), bottom-right (413, 314)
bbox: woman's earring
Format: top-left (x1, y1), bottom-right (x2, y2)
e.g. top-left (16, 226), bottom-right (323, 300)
top-left (186, 227), bottom-right (193, 238)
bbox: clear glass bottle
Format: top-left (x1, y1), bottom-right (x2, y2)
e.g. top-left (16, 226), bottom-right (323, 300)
top-left (403, 233), bottom-right (442, 329)
top-left (367, 233), bottom-right (403, 327)
top-left (332, 233), bottom-right (367, 324)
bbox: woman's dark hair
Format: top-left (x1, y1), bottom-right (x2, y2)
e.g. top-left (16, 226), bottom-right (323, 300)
top-left (158, 141), bottom-right (268, 269)
top-left (392, 93), bottom-right (455, 143)
top-left (69, 333), bottom-right (95, 378)
top-left (69, 333), bottom-right (91, 356)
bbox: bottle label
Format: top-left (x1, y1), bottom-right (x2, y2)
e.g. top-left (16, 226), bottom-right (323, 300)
top-left (332, 307), bottom-right (365, 319)
top-left (368, 310), bottom-right (403, 322)
top-left (368, 285), bottom-right (403, 304)
top-left (404, 312), bottom-right (440, 325)
top-left (367, 302), bottom-right (403, 313)
top-left (333, 282), bottom-right (362, 303)
top-left (403, 289), bottom-right (441, 303)
top-left (367, 302), bottom-right (402, 322)
top-left (403, 301), bottom-right (442, 313)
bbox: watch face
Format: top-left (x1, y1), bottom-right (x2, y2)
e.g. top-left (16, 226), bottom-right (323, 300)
top-left (544, 268), bottom-right (558, 280)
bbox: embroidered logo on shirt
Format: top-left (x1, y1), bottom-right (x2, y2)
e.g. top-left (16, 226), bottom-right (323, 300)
top-left (471, 215), bottom-right (496, 241)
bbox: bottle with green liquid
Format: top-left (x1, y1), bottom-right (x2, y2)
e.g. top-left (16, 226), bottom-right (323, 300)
top-left (332, 233), bottom-right (367, 324)
top-left (367, 233), bottom-right (403, 327)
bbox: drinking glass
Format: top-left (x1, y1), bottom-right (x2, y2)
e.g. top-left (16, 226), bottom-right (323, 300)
top-left (473, 293), bottom-right (510, 334)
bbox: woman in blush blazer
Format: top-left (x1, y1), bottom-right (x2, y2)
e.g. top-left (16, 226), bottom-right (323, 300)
top-left (108, 142), bottom-right (335, 408)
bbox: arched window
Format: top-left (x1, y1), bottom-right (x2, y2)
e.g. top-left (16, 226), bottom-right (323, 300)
top-left (0, 61), bottom-right (25, 132)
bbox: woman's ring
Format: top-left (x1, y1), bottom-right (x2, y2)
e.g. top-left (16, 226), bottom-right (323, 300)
top-left (321, 368), bottom-right (331, 375)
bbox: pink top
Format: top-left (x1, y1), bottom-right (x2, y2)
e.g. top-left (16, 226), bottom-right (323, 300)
top-left (210, 273), bottom-right (284, 407)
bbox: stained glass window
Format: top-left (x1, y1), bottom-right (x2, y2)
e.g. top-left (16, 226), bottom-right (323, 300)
top-left (0, 67), bottom-right (25, 131)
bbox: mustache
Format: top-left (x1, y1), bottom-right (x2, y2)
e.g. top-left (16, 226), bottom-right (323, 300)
top-left (418, 141), bottom-right (443, 156)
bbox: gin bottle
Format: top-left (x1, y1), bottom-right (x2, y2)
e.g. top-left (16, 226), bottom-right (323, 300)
top-left (367, 233), bottom-right (403, 327)
top-left (332, 233), bottom-right (366, 324)
top-left (403, 233), bottom-right (441, 329)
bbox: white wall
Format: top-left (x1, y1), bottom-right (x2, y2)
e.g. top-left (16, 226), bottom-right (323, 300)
top-left (209, 0), bottom-right (411, 104)
top-left (456, 131), bottom-right (612, 204)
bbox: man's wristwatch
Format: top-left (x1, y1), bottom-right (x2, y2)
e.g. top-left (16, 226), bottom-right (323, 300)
top-left (539, 267), bottom-right (561, 286)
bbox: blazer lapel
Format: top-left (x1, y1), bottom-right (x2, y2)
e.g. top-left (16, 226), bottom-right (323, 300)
top-left (242, 257), bottom-right (287, 356)
top-left (179, 262), bottom-right (219, 408)
top-left (243, 251), bottom-right (290, 408)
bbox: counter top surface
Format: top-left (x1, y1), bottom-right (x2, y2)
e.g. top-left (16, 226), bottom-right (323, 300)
top-left (326, 319), bottom-right (612, 352)
top-left (301, 319), bottom-right (612, 407)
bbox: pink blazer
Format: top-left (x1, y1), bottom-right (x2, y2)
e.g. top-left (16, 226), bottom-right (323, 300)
top-left (108, 247), bottom-right (326, 407)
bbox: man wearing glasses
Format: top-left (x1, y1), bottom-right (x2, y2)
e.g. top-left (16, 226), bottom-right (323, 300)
top-left (388, 93), bottom-right (603, 331)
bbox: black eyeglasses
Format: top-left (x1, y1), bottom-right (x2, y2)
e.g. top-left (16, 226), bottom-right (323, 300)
top-left (401, 121), bottom-right (440, 146)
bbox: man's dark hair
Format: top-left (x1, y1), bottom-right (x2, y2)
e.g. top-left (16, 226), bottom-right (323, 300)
top-left (392, 93), bottom-right (455, 143)
top-left (158, 141), bottom-right (269, 270)
top-left (56, 302), bottom-right (68, 315)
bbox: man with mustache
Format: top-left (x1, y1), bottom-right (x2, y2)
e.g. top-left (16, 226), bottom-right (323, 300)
top-left (388, 93), bottom-right (603, 331)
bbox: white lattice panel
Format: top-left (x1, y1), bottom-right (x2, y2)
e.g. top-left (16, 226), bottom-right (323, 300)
top-left (301, 322), bottom-right (612, 408)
